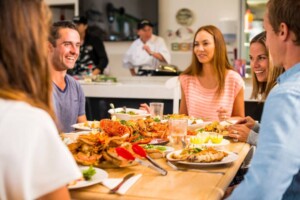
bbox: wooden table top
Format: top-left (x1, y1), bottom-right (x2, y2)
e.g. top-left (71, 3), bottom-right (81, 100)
top-left (70, 141), bottom-right (250, 200)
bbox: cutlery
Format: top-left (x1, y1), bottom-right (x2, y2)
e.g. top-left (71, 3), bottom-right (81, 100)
top-left (123, 106), bottom-right (127, 113)
top-left (132, 144), bottom-right (168, 176)
top-left (110, 103), bottom-right (115, 113)
top-left (115, 147), bottom-right (167, 176)
top-left (109, 173), bottom-right (135, 194)
top-left (167, 161), bottom-right (225, 175)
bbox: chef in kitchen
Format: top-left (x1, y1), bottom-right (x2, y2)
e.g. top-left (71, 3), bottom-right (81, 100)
top-left (123, 19), bottom-right (171, 76)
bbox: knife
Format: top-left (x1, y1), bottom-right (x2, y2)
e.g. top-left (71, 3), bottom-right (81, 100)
top-left (131, 144), bottom-right (168, 176)
top-left (115, 147), bottom-right (167, 176)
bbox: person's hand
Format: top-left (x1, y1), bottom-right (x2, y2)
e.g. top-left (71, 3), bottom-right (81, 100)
top-left (143, 44), bottom-right (152, 55)
top-left (235, 116), bottom-right (256, 129)
top-left (217, 107), bottom-right (230, 121)
top-left (139, 103), bottom-right (151, 114)
top-left (227, 124), bottom-right (251, 142)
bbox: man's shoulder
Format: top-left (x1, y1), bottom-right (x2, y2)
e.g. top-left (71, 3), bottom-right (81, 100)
top-left (65, 75), bottom-right (81, 87)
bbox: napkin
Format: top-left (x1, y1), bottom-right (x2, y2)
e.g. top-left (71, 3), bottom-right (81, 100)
top-left (102, 174), bottom-right (142, 195)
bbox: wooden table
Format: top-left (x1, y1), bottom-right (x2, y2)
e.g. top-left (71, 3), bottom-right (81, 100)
top-left (70, 142), bottom-right (250, 200)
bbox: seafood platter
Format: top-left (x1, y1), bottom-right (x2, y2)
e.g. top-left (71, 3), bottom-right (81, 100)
top-left (62, 117), bottom-right (169, 168)
top-left (63, 117), bottom-right (236, 169)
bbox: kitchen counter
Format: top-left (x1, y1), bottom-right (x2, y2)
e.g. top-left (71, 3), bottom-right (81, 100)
top-left (81, 76), bottom-right (253, 101)
top-left (80, 76), bottom-right (175, 100)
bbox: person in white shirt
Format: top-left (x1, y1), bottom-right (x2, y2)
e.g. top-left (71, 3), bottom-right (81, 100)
top-left (0, 1), bottom-right (81, 199)
top-left (123, 19), bottom-right (171, 76)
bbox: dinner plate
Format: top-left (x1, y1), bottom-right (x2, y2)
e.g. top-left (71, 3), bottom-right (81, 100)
top-left (140, 144), bottom-right (174, 154)
top-left (148, 138), bottom-right (169, 145)
top-left (61, 131), bottom-right (91, 145)
top-left (68, 166), bottom-right (108, 189)
top-left (220, 119), bottom-right (239, 126)
top-left (166, 150), bottom-right (238, 166)
top-left (188, 121), bottom-right (212, 130)
top-left (71, 121), bottom-right (100, 131)
top-left (188, 139), bottom-right (230, 149)
top-left (108, 108), bottom-right (151, 120)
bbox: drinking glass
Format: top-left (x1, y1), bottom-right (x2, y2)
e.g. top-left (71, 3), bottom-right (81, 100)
top-left (150, 102), bottom-right (164, 119)
top-left (168, 118), bottom-right (188, 149)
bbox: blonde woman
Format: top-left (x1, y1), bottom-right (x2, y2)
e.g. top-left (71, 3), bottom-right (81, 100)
top-left (0, 0), bottom-right (81, 199)
top-left (179, 25), bottom-right (245, 121)
top-left (227, 31), bottom-right (284, 145)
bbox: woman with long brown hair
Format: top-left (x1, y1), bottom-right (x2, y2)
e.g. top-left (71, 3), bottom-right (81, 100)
top-left (0, 0), bottom-right (81, 199)
top-left (179, 25), bottom-right (245, 121)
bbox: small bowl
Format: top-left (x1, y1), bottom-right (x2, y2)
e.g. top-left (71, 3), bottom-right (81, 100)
top-left (108, 107), bottom-right (151, 120)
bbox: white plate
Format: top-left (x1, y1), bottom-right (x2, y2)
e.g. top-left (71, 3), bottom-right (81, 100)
top-left (68, 166), bottom-right (108, 189)
top-left (188, 121), bottom-right (212, 130)
top-left (71, 121), bottom-right (100, 131)
top-left (148, 138), bottom-right (169, 145)
top-left (188, 139), bottom-right (230, 149)
top-left (220, 119), bottom-right (239, 126)
top-left (166, 150), bottom-right (238, 166)
top-left (140, 144), bottom-right (174, 154)
top-left (62, 131), bottom-right (91, 145)
top-left (108, 108), bottom-right (151, 120)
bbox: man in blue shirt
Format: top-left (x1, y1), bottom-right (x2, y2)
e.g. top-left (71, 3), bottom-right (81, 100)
top-left (229, 0), bottom-right (300, 199)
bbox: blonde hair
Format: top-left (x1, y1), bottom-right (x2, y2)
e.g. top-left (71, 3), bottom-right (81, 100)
top-left (181, 25), bottom-right (234, 96)
top-left (0, 0), bottom-right (55, 118)
top-left (249, 31), bottom-right (284, 100)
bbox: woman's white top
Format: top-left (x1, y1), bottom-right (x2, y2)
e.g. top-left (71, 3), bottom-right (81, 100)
top-left (0, 99), bottom-right (81, 200)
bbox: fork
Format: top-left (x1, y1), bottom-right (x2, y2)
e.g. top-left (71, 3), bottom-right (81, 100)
top-left (109, 173), bottom-right (135, 194)
top-left (167, 161), bottom-right (225, 175)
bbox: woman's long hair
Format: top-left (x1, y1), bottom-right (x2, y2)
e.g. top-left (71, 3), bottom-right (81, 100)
top-left (181, 25), bottom-right (234, 96)
top-left (0, 0), bottom-right (54, 118)
top-left (250, 31), bottom-right (284, 100)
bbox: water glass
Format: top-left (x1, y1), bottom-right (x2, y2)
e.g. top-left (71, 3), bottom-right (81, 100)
top-left (150, 102), bottom-right (164, 119)
top-left (168, 118), bottom-right (188, 149)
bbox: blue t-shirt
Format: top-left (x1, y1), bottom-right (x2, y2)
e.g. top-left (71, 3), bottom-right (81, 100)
top-left (53, 74), bottom-right (85, 132)
top-left (229, 63), bottom-right (300, 200)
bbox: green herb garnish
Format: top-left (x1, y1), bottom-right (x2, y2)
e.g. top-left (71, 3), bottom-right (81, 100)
top-left (143, 144), bottom-right (167, 151)
top-left (82, 166), bottom-right (96, 181)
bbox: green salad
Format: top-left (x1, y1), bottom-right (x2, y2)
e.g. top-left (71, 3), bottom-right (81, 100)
top-left (117, 110), bottom-right (137, 115)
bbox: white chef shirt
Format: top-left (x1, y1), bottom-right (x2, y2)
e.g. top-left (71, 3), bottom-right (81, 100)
top-left (123, 34), bottom-right (171, 70)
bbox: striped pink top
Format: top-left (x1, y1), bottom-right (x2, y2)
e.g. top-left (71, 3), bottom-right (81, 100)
top-left (179, 70), bottom-right (244, 120)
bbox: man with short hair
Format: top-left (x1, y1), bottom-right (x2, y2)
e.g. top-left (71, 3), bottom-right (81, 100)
top-left (229, 0), bottom-right (300, 199)
top-left (48, 21), bottom-right (87, 132)
top-left (123, 19), bottom-right (171, 76)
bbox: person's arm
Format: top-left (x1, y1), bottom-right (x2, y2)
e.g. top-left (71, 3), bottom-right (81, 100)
top-left (229, 88), bottom-right (300, 199)
top-left (77, 114), bottom-right (87, 123)
top-left (92, 68), bottom-right (101, 75)
top-left (246, 129), bottom-right (258, 146)
top-left (151, 51), bottom-right (166, 62)
top-left (143, 44), bottom-right (166, 62)
top-left (92, 36), bottom-right (108, 74)
top-left (38, 186), bottom-right (70, 200)
top-left (179, 86), bottom-right (188, 115)
top-left (231, 87), bottom-right (245, 118)
top-left (130, 68), bottom-right (136, 76)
